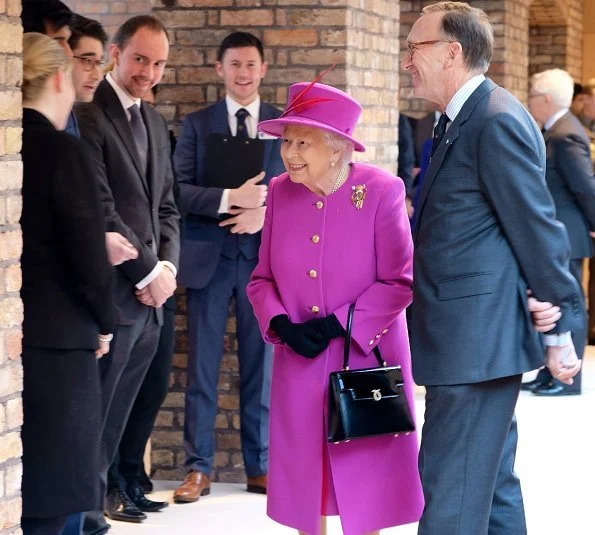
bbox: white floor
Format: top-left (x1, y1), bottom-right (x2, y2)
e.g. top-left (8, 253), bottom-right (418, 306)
top-left (111, 350), bottom-right (595, 535)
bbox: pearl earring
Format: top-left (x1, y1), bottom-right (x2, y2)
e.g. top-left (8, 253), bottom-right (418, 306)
top-left (331, 161), bottom-right (336, 167)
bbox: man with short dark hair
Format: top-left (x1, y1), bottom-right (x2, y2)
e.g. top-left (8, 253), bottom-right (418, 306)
top-left (172, 31), bottom-right (284, 503)
top-left (77, 15), bottom-right (180, 533)
top-left (69, 15), bottom-right (108, 104)
top-left (22, 0), bottom-right (73, 52)
top-left (403, 2), bottom-right (582, 533)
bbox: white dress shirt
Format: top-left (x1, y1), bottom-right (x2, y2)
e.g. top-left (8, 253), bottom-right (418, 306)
top-left (218, 95), bottom-right (261, 214)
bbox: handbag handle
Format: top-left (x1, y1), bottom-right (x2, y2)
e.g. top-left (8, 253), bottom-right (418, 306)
top-left (343, 303), bottom-right (387, 370)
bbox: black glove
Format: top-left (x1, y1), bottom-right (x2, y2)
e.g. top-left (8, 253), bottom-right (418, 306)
top-left (304, 314), bottom-right (346, 343)
top-left (270, 314), bottom-right (329, 359)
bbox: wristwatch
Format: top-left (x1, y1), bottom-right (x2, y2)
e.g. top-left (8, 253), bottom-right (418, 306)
top-left (543, 332), bottom-right (571, 346)
top-left (98, 333), bottom-right (114, 343)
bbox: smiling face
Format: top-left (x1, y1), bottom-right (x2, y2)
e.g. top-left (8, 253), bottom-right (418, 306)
top-left (110, 26), bottom-right (169, 99)
top-left (401, 12), bottom-right (451, 105)
top-left (71, 36), bottom-right (104, 102)
top-left (216, 46), bottom-right (267, 106)
top-left (281, 125), bottom-right (339, 192)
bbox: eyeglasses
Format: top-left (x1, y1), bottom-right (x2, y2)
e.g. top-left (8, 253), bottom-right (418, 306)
top-left (406, 39), bottom-right (455, 57)
top-left (73, 55), bottom-right (105, 72)
top-left (527, 92), bottom-right (547, 100)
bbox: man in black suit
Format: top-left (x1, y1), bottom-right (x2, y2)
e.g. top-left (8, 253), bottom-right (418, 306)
top-left (402, 3), bottom-right (582, 533)
top-left (172, 32), bottom-right (284, 503)
top-left (77, 15), bottom-right (180, 532)
top-left (525, 68), bottom-right (595, 396)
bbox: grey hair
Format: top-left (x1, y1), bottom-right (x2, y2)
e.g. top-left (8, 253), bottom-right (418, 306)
top-left (323, 131), bottom-right (354, 164)
top-left (531, 69), bottom-right (574, 108)
top-left (422, 1), bottom-right (493, 73)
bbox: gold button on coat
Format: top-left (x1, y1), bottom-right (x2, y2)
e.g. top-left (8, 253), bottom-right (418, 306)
top-left (369, 340), bottom-right (374, 346)
top-left (316, 201), bottom-right (324, 209)
top-left (311, 305), bottom-right (320, 314)
top-left (382, 328), bottom-right (389, 334)
top-left (309, 270), bottom-right (318, 278)
top-left (312, 235), bottom-right (320, 243)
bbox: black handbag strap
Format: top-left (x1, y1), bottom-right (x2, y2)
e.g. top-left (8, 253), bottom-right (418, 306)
top-left (344, 303), bottom-right (387, 370)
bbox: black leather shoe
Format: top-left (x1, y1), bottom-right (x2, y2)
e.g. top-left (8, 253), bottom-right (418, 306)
top-left (139, 471), bottom-right (153, 494)
top-left (532, 383), bottom-right (581, 396)
top-left (128, 485), bottom-right (169, 512)
top-left (104, 489), bottom-right (147, 523)
top-left (520, 377), bottom-right (551, 392)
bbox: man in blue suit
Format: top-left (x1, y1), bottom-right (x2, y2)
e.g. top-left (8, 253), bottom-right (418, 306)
top-left (173, 32), bottom-right (284, 502)
top-left (403, 3), bottom-right (583, 534)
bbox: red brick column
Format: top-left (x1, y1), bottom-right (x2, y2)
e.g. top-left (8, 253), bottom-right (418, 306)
top-left (0, 1), bottom-right (23, 532)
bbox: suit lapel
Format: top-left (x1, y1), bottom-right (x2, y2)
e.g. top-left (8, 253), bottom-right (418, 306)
top-left (210, 100), bottom-right (232, 136)
top-left (414, 79), bottom-right (497, 238)
top-left (543, 111), bottom-right (569, 144)
top-left (141, 102), bottom-right (157, 202)
top-left (95, 80), bottom-right (150, 197)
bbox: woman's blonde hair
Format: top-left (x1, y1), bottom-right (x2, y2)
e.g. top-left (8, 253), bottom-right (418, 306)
top-left (22, 32), bottom-right (72, 103)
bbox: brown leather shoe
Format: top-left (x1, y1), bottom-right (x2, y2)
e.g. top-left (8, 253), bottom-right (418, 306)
top-left (173, 471), bottom-right (211, 503)
top-left (246, 474), bottom-right (267, 494)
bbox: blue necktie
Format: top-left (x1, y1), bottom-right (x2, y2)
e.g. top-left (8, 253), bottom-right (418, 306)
top-left (431, 113), bottom-right (450, 156)
top-left (235, 108), bottom-right (249, 140)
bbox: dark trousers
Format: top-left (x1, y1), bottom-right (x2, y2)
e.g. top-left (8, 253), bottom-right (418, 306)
top-left (537, 258), bottom-right (585, 390)
top-left (418, 375), bottom-right (526, 535)
top-left (83, 306), bottom-right (160, 535)
top-left (21, 516), bottom-right (68, 535)
top-left (114, 295), bottom-right (176, 489)
top-left (184, 255), bottom-right (272, 476)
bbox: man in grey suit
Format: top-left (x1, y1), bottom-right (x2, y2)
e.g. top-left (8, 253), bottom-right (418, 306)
top-left (525, 68), bottom-right (595, 396)
top-left (402, 3), bottom-right (583, 534)
top-left (78, 15), bottom-right (179, 532)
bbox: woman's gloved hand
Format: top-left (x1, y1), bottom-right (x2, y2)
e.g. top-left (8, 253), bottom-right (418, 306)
top-left (270, 314), bottom-right (329, 358)
top-left (304, 314), bottom-right (346, 343)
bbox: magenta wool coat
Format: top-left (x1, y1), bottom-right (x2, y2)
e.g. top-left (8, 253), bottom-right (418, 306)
top-left (247, 162), bottom-right (424, 535)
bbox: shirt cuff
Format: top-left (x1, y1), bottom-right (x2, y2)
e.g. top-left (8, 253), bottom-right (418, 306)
top-left (161, 260), bottom-right (177, 278)
top-left (135, 262), bottom-right (162, 290)
top-left (218, 189), bottom-right (230, 214)
top-left (543, 332), bottom-right (572, 346)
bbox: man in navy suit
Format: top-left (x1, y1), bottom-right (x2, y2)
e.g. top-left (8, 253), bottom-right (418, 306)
top-left (173, 32), bottom-right (284, 502)
top-left (403, 3), bottom-right (582, 533)
top-left (525, 68), bottom-right (595, 396)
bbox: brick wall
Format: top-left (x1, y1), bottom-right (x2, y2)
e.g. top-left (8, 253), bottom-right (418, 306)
top-left (0, 1), bottom-right (23, 534)
top-left (399, 0), bottom-right (531, 117)
top-left (529, 0), bottom-right (583, 80)
top-left (67, 0), bottom-right (152, 40)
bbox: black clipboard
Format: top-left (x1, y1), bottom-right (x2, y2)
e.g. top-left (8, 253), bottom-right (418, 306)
top-left (204, 133), bottom-right (265, 189)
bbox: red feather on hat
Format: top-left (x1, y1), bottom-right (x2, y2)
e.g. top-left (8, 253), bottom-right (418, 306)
top-left (280, 64), bottom-right (341, 118)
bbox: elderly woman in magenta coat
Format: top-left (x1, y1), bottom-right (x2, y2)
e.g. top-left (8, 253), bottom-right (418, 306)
top-left (247, 81), bottom-right (424, 535)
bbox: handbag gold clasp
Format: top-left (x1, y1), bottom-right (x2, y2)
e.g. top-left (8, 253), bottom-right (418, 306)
top-left (372, 389), bottom-right (382, 401)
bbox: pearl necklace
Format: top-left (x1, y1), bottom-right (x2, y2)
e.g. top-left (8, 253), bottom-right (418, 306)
top-left (331, 163), bottom-right (350, 194)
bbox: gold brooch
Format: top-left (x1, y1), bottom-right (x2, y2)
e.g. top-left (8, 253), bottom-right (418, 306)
top-left (351, 184), bottom-right (367, 209)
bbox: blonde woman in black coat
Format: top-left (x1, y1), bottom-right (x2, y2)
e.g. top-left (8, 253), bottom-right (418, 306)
top-left (20, 33), bottom-right (116, 535)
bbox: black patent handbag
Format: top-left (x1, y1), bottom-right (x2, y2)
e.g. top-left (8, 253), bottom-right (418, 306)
top-left (327, 304), bottom-right (415, 444)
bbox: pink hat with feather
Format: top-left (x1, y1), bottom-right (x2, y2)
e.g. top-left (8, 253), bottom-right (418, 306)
top-left (258, 75), bottom-right (365, 152)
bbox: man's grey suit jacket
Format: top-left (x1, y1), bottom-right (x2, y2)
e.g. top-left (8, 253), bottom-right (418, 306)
top-left (410, 78), bottom-right (584, 386)
top-left (544, 111), bottom-right (595, 259)
top-left (77, 80), bottom-right (180, 324)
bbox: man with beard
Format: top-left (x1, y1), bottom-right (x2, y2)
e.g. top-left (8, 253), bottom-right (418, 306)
top-left (77, 15), bottom-right (180, 532)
